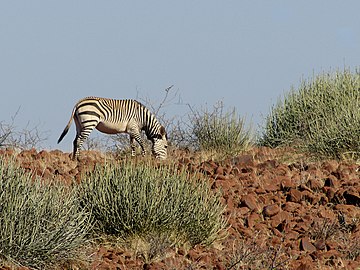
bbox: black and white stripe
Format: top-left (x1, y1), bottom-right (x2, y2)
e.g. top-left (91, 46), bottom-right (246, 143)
top-left (58, 97), bottom-right (168, 160)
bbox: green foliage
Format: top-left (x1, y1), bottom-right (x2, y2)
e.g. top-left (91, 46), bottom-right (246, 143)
top-left (79, 161), bottom-right (227, 247)
top-left (260, 68), bottom-right (360, 159)
top-left (0, 158), bottom-right (91, 270)
top-left (187, 102), bottom-right (253, 157)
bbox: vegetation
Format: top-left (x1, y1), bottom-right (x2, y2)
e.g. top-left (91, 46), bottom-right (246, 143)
top-left (260, 68), bottom-right (360, 159)
top-left (0, 109), bottom-right (48, 150)
top-left (179, 102), bottom-right (253, 158)
top-left (78, 160), bottom-right (227, 247)
top-left (0, 157), bottom-right (91, 269)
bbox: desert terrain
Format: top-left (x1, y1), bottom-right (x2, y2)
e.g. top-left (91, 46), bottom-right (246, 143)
top-left (1, 146), bottom-right (359, 270)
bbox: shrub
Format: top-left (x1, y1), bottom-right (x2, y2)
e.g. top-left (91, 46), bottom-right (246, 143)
top-left (184, 102), bottom-right (252, 157)
top-left (260, 68), bottom-right (360, 159)
top-left (79, 161), bottom-right (227, 247)
top-left (0, 157), bottom-right (91, 269)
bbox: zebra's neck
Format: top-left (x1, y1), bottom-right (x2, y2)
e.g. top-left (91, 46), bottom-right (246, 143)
top-left (135, 103), bottom-right (162, 140)
top-left (142, 122), bottom-right (161, 140)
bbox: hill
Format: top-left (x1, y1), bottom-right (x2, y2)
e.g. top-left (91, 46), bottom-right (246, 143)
top-left (1, 147), bottom-right (359, 269)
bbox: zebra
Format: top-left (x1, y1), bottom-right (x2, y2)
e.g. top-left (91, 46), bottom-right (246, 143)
top-left (57, 97), bottom-right (168, 160)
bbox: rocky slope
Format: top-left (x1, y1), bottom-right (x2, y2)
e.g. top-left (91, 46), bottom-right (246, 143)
top-left (1, 147), bottom-right (359, 269)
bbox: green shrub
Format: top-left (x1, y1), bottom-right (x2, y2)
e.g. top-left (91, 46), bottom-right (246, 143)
top-left (186, 102), bottom-right (252, 157)
top-left (79, 161), bottom-right (227, 247)
top-left (260, 68), bottom-right (360, 159)
top-left (0, 158), bottom-right (91, 269)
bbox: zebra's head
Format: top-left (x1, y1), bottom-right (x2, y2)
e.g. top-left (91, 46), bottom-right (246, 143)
top-left (152, 126), bottom-right (168, 159)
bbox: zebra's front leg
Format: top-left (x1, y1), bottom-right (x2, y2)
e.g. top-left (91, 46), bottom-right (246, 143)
top-left (130, 133), bottom-right (146, 156)
top-left (130, 136), bottom-right (137, 157)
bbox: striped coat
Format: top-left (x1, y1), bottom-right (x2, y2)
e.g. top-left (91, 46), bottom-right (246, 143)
top-left (58, 97), bottom-right (167, 160)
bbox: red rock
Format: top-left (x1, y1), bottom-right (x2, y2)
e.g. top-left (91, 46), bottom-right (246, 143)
top-left (263, 183), bottom-right (279, 192)
top-left (317, 206), bottom-right (337, 221)
top-left (241, 194), bottom-right (262, 212)
top-left (255, 187), bottom-right (266, 194)
top-left (247, 211), bottom-right (262, 228)
top-left (283, 201), bottom-right (301, 213)
top-left (280, 176), bottom-right (296, 190)
top-left (300, 237), bottom-right (316, 252)
top-left (270, 211), bottom-right (291, 228)
top-left (254, 222), bottom-right (268, 233)
top-left (307, 178), bottom-right (324, 190)
top-left (285, 231), bottom-right (299, 241)
top-left (231, 154), bottom-right (254, 166)
top-left (323, 186), bottom-right (336, 200)
top-left (314, 239), bottom-right (326, 250)
top-left (287, 189), bottom-right (302, 202)
top-left (263, 204), bottom-right (280, 217)
top-left (237, 207), bottom-right (250, 215)
top-left (322, 160), bottom-right (339, 173)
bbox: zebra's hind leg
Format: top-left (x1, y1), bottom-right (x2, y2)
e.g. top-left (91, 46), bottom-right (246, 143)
top-left (72, 133), bottom-right (89, 160)
top-left (72, 135), bottom-right (82, 160)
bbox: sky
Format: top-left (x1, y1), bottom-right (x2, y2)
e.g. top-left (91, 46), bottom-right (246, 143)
top-left (1, 1), bottom-right (360, 152)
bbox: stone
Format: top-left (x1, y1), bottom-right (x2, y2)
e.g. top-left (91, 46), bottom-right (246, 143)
top-left (247, 211), bottom-right (262, 228)
top-left (287, 189), bottom-right (302, 202)
top-left (280, 176), bottom-right (296, 190)
top-left (300, 237), bottom-right (316, 253)
top-left (241, 194), bottom-right (262, 212)
top-left (270, 211), bottom-right (291, 228)
top-left (263, 204), bottom-right (280, 217)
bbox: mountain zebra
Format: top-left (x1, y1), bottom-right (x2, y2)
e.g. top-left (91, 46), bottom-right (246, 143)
top-left (57, 97), bottom-right (168, 160)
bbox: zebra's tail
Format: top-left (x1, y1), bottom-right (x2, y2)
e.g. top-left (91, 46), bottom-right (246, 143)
top-left (57, 108), bottom-right (75, 144)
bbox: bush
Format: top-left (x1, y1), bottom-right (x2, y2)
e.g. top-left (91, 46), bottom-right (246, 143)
top-left (183, 102), bottom-right (252, 157)
top-left (0, 158), bottom-right (91, 269)
top-left (260, 68), bottom-right (360, 159)
top-left (79, 161), bottom-right (227, 247)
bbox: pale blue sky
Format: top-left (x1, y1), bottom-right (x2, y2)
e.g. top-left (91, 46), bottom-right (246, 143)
top-left (1, 1), bottom-right (360, 151)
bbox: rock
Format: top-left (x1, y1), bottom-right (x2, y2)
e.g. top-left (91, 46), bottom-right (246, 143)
top-left (287, 189), bottom-right (302, 202)
top-left (270, 211), bottom-right (291, 228)
top-left (283, 201), bottom-right (301, 213)
top-left (263, 204), bottom-right (280, 217)
top-left (263, 183), bottom-right (279, 192)
top-left (247, 212), bottom-right (262, 228)
top-left (300, 237), bottom-right (316, 253)
top-left (231, 154), bottom-right (255, 166)
top-left (240, 194), bottom-right (262, 212)
top-left (321, 160), bottom-right (339, 173)
top-left (280, 176), bottom-right (296, 190)
top-left (314, 239), bottom-right (326, 250)
top-left (307, 178), bottom-right (324, 191)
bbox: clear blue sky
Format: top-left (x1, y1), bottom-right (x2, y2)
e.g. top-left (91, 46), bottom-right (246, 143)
top-left (1, 1), bottom-right (360, 151)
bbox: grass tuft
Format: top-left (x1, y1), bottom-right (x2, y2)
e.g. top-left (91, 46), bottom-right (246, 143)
top-left (0, 157), bottom-right (91, 269)
top-left (260, 68), bottom-right (360, 160)
top-left (79, 160), bottom-right (227, 251)
top-left (186, 102), bottom-right (253, 159)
